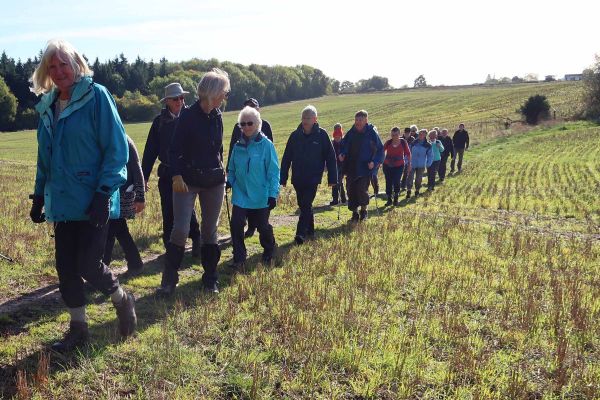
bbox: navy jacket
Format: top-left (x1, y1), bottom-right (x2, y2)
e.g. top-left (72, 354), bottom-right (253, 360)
top-left (340, 124), bottom-right (384, 178)
top-left (439, 135), bottom-right (455, 158)
top-left (280, 123), bottom-right (337, 187)
top-left (141, 107), bottom-right (182, 181)
top-left (169, 101), bottom-right (224, 177)
top-left (453, 129), bottom-right (470, 150)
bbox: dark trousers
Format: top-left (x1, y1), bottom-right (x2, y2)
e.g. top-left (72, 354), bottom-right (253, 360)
top-left (103, 218), bottom-right (143, 270)
top-left (230, 206), bottom-right (275, 262)
top-left (428, 160), bottom-right (440, 189)
top-left (439, 154), bottom-right (450, 180)
top-left (158, 174), bottom-right (200, 247)
top-left (370, 172), bottom-right (379, 195)
top-left (450, 148), bottom-right (465, 172)
top-left (54, 221), bottom-right (119, 308)
top-left (383, 164), bottom-right (404, 196)
top-left (346, 175), bottom-right (370, 211)
top-left (293, 184), bottom-right (318, 237)
top-left (331, 168), bottom-right (346, 202)
top-left (400, 165), bottom-right (409, 189)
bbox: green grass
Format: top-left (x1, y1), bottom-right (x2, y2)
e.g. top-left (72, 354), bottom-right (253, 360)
top-left (1, 81), bottom-right (599, 399)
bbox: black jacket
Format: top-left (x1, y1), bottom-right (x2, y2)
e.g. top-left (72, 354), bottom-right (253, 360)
top-left (453, 129), bottom-right (470, 150)
top-left (227, 119), bottom-right (273, 168)
top-left (169, 101), bottom-right (223, 177)
top-left (141, 107), bottom-right (181, 181)
top-left (280, 123), bottom-right (337, 187)
top-left (439, 135), bottom-right (455, 158)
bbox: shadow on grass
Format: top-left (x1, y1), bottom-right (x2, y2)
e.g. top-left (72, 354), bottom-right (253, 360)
top-left (0, 217), bottom-right (356, 397)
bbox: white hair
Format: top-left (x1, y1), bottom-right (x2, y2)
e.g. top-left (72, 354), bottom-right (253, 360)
top-left (30, 39), bottom-right (93, 95)
top-left (237, 106), bottom-right (262, 133)
top-left (410, 125), bottom-right (418, 132)
top-left (301, 104), bottom-right (318, 118)
top-left (197, 68), bottom-right (230, 103)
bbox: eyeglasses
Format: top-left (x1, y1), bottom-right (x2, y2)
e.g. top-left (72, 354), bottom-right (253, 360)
top-left (170, 96), bottom-right (185, 102)
top-left (239, 121), bottom-right (254, 127)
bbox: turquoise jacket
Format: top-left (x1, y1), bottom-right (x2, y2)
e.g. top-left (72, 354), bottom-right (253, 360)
top-left (430, 139), bottom-right (444, 162)
top-left (227, 132), bottom-right (280, 209)
top-left (34, 76), bottom-right (128, 222)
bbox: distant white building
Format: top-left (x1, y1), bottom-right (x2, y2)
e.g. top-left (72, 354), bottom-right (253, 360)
top-left (564, 74), bottom-right (583, 81)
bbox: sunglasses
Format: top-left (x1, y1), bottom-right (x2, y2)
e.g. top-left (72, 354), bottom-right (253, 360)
top-left (239, 121), bottom-right (254, 127)
top-left (170, 96), bottom-right (185, 101)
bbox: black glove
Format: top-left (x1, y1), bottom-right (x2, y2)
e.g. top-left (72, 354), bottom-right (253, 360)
top-left (30, 195), bottom-right (46, 223)
top-left (86, 192), bottom-right (110, 228)
top-left (268, 197), bottom-right (277, 210)
top-left (225, 180), bottom-right (232, 190)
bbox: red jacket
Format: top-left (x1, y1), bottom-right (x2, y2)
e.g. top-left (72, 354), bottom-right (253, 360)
top-left (384, 138), bottom-right (411, 167)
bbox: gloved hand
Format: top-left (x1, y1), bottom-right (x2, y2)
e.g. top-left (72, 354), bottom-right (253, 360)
top-left (30, 195), bottom-right (46, 223)
top-left (86, 192), bottom-right (110, 228)
top-left (268, 197), bottom-right (277, 210)
top-left (225, 180), bottom-right (232, 190)
top-left (172, 175), bottom-right (188, 193)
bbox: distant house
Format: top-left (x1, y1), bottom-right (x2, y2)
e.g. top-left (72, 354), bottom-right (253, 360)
top-left (564, 74), bottom-right (583, 81)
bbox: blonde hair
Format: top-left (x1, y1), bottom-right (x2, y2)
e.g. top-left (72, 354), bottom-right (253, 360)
top-left (30, 39), bottom-right (93, 95)
top-left (197, 68), bottom-right (230, 102)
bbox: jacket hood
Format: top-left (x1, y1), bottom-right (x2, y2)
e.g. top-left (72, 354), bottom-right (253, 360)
top-left (35, 76), bottom-right (94, 115)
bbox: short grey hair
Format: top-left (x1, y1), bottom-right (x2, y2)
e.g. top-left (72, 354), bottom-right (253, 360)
top-left (30, 39), bottom-right (93, 95)
top-left (428, 130), bottom-right (438, 138)
top-left (237, 106), bottom-right (262, 133)
top-left (302, 105), bottom-right (317, 118)
top-left (441, 128), bottom-right (448, 134)
top-left (419, 128), bottom-right (428, 135)
top-left (197, 68), bottom-right (230, 102)
top-left (410, 125), bottom-right (418, 132)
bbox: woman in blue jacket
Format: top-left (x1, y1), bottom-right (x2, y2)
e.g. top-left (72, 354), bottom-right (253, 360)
top-left (227, 106), bottom-right (280, 268)
top-left (29, 39), bottom-right (136, 352)
top-left (406, 129), bottom-right (433, 198)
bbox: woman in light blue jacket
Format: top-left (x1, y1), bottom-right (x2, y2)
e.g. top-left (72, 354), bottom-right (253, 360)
top-left (29, 39), bottom-right (136, 352)
top-left (227, 106), bottom-right (280, 268)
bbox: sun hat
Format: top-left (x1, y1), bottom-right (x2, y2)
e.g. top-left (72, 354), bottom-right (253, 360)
top-left (160, 83), bottom-right (189, 103)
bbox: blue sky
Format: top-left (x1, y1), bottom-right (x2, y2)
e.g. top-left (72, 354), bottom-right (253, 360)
top-left (1, 0), bottom-right (597, 87)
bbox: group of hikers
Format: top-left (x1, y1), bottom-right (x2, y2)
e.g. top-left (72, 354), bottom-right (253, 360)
top-left (27, 39), bottom-right (470, 352)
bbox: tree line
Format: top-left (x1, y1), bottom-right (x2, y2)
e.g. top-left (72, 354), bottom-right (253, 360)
top-left (0, 50), bottom-right (393, 131)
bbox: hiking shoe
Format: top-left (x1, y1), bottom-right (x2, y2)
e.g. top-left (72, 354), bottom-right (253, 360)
top-left (156, 283), bottom-right (177, 296)
top-left (294, 235), bottom-right (305, 245)
top-left (350, 211), bottom-right (360, 222)
top-left (114, 290), bottom-right (137, 337)
top-left (385, 197), bottom-right (393, 206)
top-left (393, 195), bottom-right (399, 206)
top-left (244, 228), bottom-right (256, 238)
top-left (228, 261), bottom-right (245, 271)
top-left (406, 190), bottom-right (411, 199)
top-left (261, 254), bottom-right (273, 265)
top-left (415, 190), bottom-right (420, 197)
top-left (341, 197), bottom-right (347, 204)
top-left (359, 209), bottom-right (368, 221)
top-left (125, 261), bottom-right (143, 277)
top-left (203, 281), bottom-right (219, 294)
top-left (329, 200), bottom-right (339, 206)
top-left (51, 321), bottom-right (89, 353)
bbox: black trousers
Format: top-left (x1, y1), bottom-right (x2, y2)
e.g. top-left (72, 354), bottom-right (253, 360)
top-left (428, 160), bottom-right (440, 189)
top-left (331, 168), bottom-right (346, 202)
top-left (230, 206), bottom-right (275, 262)
top-left (54, 221), bottom-right (119, 308)
top-left (158, 173), bottom-right (200, 247)
top-left (439, 154), bottom-right (450, 180)
top-left (383, 164), bottom-right (404, 196)
top-left (293, 184), bottom-right (318, 237)
top-left (346, 175), bottom-right (370, 211)
top-left (103, 218), bottom-right (143, 269)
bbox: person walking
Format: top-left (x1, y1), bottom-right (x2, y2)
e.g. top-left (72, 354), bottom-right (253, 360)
top-left (141, 83), bottom-right (202, 256)
top-left (29, 39), bottom-right (136, 352)
top-left (330, 123), bottom-right (346, 205)
top-left (226, 97), bottom-right (273, 239)
top-left (400, 126), bottom-right (416, 191)
top-left (406, 129), bottom-right (432, 198)
top-left (159, 68), bottom-right (230, 295)
top-left (451, 123), bottom-right (470, 173)
top-left (280, 105), bottom-right (337, 244)
top-left (438, 128), bottom-right (454, 181)
top-left (427, 130), bottom-right (444, 191)
top-left (227, 106), bottom-right (280, 268)
top-left (102, 135), bottom-right (145, 275)
top-left (338, 110), bottom-right (384, 221)
top-left (383, 127), bottom-right (411, 206)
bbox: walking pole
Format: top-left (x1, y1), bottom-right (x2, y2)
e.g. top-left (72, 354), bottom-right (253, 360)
top-left (224, 186), bottom-right (231, 226)
top-left (0, 253), bottom-right (14, 263)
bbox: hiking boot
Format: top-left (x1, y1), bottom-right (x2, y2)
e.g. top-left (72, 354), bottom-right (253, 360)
top-left (359, 209), bottom-right (368, 221)
top-left (51, 321), bottom-right (89, 353)
top-left (200, 244), bottom-right (220, 294)
top-left (261, 253), bottom-right (273, 265)
top-left (126, 260), bottom-right (143, 277)
top-left (350, 211), bottom-right (360, 222)
top-left (393, 194), bottom-right (399, 206)
top-left (156, 283), bottom-right (177, 296)
top-left (191, 236), bottom-right (201, 258)
top-left (114, 290), bottom-right (137, 337)
top-left (228, 260), bottom-right (245, 272)
top-left (203, 282), bottom-right (219, 294)
top-left (340, 196), bottom-right (347, 204)
top-left (294, 234), bottom-right (305, 245)
top-left (329, 199), bottom-right (339, 206)
top-left (415, 190), bottom-right (420, 197)
top-left (244, 228), bottom-right (256, 238)
top-left (406, 190), bottom-right (411, 199)
top-left (385, 196), bottom-right (393, 206)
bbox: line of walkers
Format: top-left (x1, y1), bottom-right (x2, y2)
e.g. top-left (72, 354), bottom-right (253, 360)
top-left (28, 38), bottom-right (471, 353)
